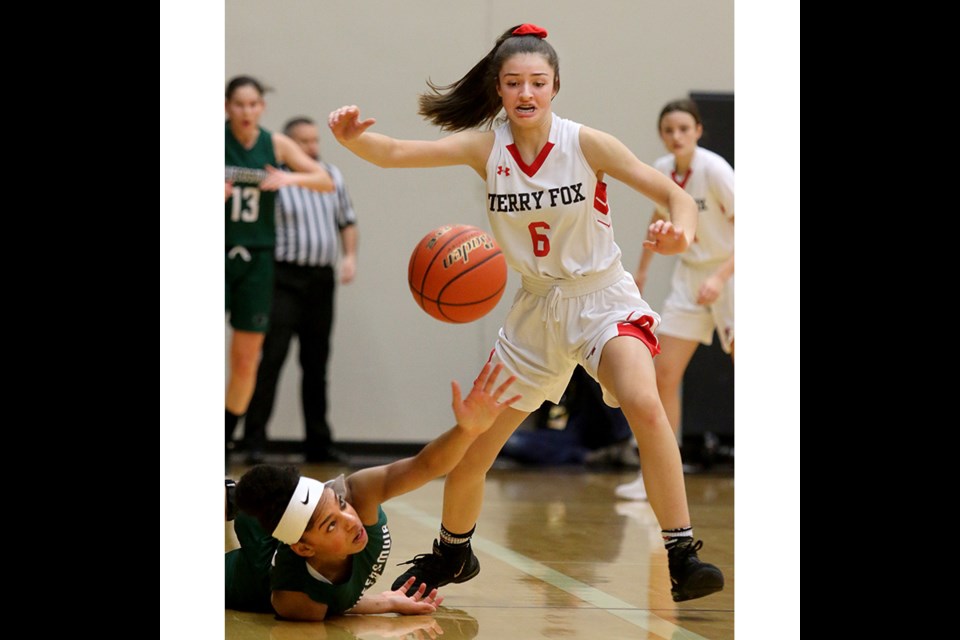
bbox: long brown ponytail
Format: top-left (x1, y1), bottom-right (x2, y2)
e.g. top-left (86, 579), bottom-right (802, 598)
top-left (418, 24), bottom-right (560, 132)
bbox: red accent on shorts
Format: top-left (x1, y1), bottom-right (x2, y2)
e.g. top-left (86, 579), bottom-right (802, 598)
top-left (617, 315), bottom-right (661, 357)
top-left (506, 142), bottom-right (555, 177)
top-left (486, 348), bottom-right (496, 364)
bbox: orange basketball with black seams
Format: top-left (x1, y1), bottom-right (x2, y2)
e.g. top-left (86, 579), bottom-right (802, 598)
top-left (408, 224), bottom-right (507, 323)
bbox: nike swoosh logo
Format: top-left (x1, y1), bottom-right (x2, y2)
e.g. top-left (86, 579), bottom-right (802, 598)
top-left (452, 559), bottom-right (467, 578)
top-left (301, 488), bottom-right (310, 505)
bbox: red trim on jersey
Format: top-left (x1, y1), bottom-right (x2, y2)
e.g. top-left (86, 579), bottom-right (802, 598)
top-left (506, 142), bottom-right (555, 177)
top-left (617, 315), bottom-right (661, 357)
top-left (671, 169), bottom-right (691, 189)
top-left (594, 180), bottom-right (609, 214)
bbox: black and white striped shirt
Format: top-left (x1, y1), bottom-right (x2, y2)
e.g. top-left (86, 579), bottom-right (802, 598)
top-left (275, 162), bottom-right (356, 267)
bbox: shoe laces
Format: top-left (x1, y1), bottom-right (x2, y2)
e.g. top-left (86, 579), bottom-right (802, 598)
top-left (397, 551), bottom-right (442, 568)
top-left (669, 538), bottom-right (703, 559)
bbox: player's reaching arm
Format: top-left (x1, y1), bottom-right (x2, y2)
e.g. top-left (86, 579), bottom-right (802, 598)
top-left (697, 165), bottom-right (735, 304)
top-left (272, 579), bottom-right (443, 620)
top-left (579, 126), bottom-right (697, 255)
top-left (328, 105), bottom-right (492, 176)
top-left (261, 132), bottom-right (335, 193)
top-left (345, 363), bottom-right (520, 523)
top-left (345, 579), bottom-right (444, 615)
top-left (698, 252), bottom-right (734, 305)
top-left (634, 208), bottom-right (668, 292)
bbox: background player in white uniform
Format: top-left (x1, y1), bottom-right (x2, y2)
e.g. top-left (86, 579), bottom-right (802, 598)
top-left (616, 98), bottom-right (735, 501)
top-left (328, 24), bottom-right (724, 602)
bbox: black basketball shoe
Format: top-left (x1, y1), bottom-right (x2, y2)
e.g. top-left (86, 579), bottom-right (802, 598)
top-left (390, 539), bottom-right (480, 595)
top-left (668, 539), bottom-right (725, 602)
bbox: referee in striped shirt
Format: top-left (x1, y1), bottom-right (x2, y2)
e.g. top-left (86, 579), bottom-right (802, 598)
top-left (242, 116), bottom-right (358, 464)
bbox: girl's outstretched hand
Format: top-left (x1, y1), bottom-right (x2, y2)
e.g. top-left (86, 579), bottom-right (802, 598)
top-left (328, 105), bottom-right (377, 145)
top-left (452, 363), bottom-right (521, 437)
top-left (382, 578), bottom-right (444, 615)
top-left (643, 219), bottom-right (690, 255)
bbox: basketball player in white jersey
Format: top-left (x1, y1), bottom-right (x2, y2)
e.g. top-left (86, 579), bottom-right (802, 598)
top-left (616, 99), bottom-right (734, 501)
top-left (328, 24), bottom-right (724, 602)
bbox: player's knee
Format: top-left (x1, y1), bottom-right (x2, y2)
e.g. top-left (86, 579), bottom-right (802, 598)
top-left (654, 359), bottom-right (685, 389)
top-left (619, 389), bottom-right (664, 429)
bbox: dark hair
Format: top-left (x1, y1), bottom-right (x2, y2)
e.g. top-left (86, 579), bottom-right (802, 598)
top-left (418, 24), bottom-right (560, 132)
top-left (658, 99), bottom-right (702, 129)
top-left (225, 75), bottom-right (269, 100)
top-left (235, 464), bottom-right (300, 535)
top-left (283, 116), bottom-right (315, 136)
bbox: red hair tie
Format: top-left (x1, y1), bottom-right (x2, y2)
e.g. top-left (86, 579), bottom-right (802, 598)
top-left (512, 24), bottom-right (548, 38)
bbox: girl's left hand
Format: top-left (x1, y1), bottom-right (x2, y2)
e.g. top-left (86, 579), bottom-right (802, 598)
top-left (328, 105), bottom-right (377, 144)
top-left (643, 219), bottom-right (689, 255)
top-left (384, 578), bottom-right (444, 614)
top-left (697, 274), bottom-right (724, 305)
top-left (258, 164), bottom-right (292, 192)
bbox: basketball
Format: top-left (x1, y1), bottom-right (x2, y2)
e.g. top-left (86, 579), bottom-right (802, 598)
top-left (408, 224), bottom-right (507, 323)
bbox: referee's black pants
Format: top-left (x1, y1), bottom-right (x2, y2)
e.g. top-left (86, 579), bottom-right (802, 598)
top-left (243, 261), bottom-right (336, 460)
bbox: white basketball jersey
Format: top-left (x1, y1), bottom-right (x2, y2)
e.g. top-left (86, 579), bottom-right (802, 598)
top-left (486, 114), bottom-right (622, 280)
top-left (654, 146), bottom-right (734, 266)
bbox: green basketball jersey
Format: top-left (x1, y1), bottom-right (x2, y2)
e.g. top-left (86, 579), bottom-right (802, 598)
top-left (270, 507), bottom-right (391, 615)
top-left (225, 123), bottom-right (278, 249)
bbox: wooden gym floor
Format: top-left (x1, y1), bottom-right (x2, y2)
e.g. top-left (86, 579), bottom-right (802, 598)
top-left (224, 463), bottom-right (736, 640)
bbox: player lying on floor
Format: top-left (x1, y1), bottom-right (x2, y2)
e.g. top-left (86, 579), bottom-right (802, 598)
top-left (225, 363), bottom-right (520, 620)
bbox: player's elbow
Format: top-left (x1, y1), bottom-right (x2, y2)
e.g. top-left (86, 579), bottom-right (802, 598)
top-left (275, 605), bottom-right (327, 622)
top-left (414, 452), bottom-right (453, 482)
top-left (271, 593), bottom-right (328, 621)
top-left (318, 176), bottom-right (336, 192)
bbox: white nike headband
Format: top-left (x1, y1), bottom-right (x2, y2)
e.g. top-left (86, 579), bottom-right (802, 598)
top-left (272, 475), bottom-right (346, 544)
